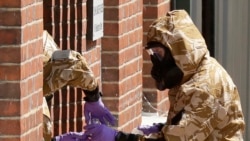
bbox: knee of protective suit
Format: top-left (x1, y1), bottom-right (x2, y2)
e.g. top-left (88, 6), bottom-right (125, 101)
top-left (43, 115), bottom-right (52, 141)
top-left (43, 97), bottom-right (52, 141)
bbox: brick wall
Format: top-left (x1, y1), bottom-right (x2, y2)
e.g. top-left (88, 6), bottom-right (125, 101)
top-left (102, 0), bottom-right (143, 132)
top-left (0, 0), bottom-right (44, 141)
top-left (142, 0), bottom-right (171, 115)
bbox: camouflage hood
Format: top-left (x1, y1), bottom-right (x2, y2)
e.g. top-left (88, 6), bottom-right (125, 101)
top-left (147, 10), bottom-right (208, 83)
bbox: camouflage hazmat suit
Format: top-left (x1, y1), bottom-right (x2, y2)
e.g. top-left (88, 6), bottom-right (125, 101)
top-left (146, 10), bottom-right (245, 140)
top-left (42, 31), bottom-right (98, 141)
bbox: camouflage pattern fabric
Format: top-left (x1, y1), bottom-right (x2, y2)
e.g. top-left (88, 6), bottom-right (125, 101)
top-left (42, 31), bottom-right (98, 141)
top-left (43, 30), bottom-right (59, 64)
top-left (43, 31), bottom-right (98, 96)
top-left (43, 97), bottom-right (52, 141)
top-left (147, 10), bottom-right (245, 141)
top-left (43, 50), bottom-right (98, 95)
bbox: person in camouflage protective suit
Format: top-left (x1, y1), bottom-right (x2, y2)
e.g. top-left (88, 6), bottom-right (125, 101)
top-left (81, 10), bottom-right (245, 141)
top-left (42, 31), bottom-right (115, 141)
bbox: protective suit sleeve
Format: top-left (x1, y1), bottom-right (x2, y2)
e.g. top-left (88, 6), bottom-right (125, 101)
top-left (43, 50), bottom-right (98, 96)
top-left (83, 85), bottom-right (101, 102)
top-left (162, 92), bottom-right (227, 141)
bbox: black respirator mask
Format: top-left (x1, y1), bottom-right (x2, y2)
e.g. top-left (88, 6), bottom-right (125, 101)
top-left (147, 46), bottom-right (183, 90)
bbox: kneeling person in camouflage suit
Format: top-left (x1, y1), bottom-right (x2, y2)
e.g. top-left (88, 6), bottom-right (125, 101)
top-left (42, 31), bottom-right (115, 141)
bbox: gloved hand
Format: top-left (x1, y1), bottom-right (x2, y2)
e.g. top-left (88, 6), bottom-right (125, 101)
top-left (137, 123), bottom-right (164, 136)
top-left (84, 98), bottom-right (116, 126)
top-left (84, 124), bottom-right (117, 141)
top-left (53, 132), bottom-right (87, 141)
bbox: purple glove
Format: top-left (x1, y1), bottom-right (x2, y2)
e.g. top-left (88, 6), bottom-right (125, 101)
top-left (54, 132), bottom-right (86, 141)
top-left (137, 123), bottom-right (163, 135)
top-left (84, 124), bottom-right (117, 141)
top-left (84, 98), bottom-right (116, 126)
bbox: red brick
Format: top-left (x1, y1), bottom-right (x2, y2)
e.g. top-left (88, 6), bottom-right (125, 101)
top-left (143, 76), bottom-right (155, 88)
top-left (101, 53), bottom-right (119, 67)
top-left (123, 61), bottom-right (139, 76)
top-left (31, 91), bottom-right (43, 109)
top-left (0, 29), bottom-right (21, 44)
top-left (159, 2), bottom-right (170, 15)
top-left (101, 37), bottom-right (119, 51)
top-left (143, 0), bottom-right (166, 5)
top-left (143, 6), bottom-right (159, 19)
top-left (0, 83), bottom-right (21, 99)
top-left (142, 61), bottom-right (152, 75)
top-left (27, 3), bottom-right (36, 22)
top-left (104, 7), bottom-right (119, 21)
top-left (23, 22), bottom-right (42, 41)
top-left (91, 61), bottom-right (101, 77)
top-left (104, 0), bottom-right (124, 6)
top-left (35, 2), bottom-right (43, 20)
top-left (0, 47), bottom-right (21, 63)
top-left (102, 83), bottom-right (119, 97)
top-left (21, 0), bottom-right (35, 7)
top-left (0, 65), bottom-right (21, 80)
top-left (0, 0), bottom-right (21, 8)
top-left (102, 99), bottom-right (119, 112)
top-left (0, 100), bottom-right (20, 116)
top-left (0, 118), bottom-right (21, 134)
top-left (103, 22), bottom-right (119, 36)
top-left (0, 10), bottom-right (21, 26)
top-left (102, 68), bottom-right (119, 81)
top-left (136, 0), bottom-right (143, 13)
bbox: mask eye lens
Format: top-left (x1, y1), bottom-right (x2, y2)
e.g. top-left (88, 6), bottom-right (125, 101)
top-left (146, 48), bottom-right (154, 55)
top-left (146, 48), bottom-right (163, 61)
top-left (153, 52), bottom-right (162, 61)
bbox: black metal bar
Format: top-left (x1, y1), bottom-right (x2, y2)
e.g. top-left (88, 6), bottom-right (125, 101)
top-left (202, 0), bottom-right (215, 57)
top-left (170, 0), bottom-right (176, 10)
top-left (171, 0), bottom-right (191, 14)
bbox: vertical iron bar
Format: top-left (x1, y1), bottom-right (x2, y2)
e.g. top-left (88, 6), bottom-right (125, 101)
top-left (202, 0), bottom-right (215, 57)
